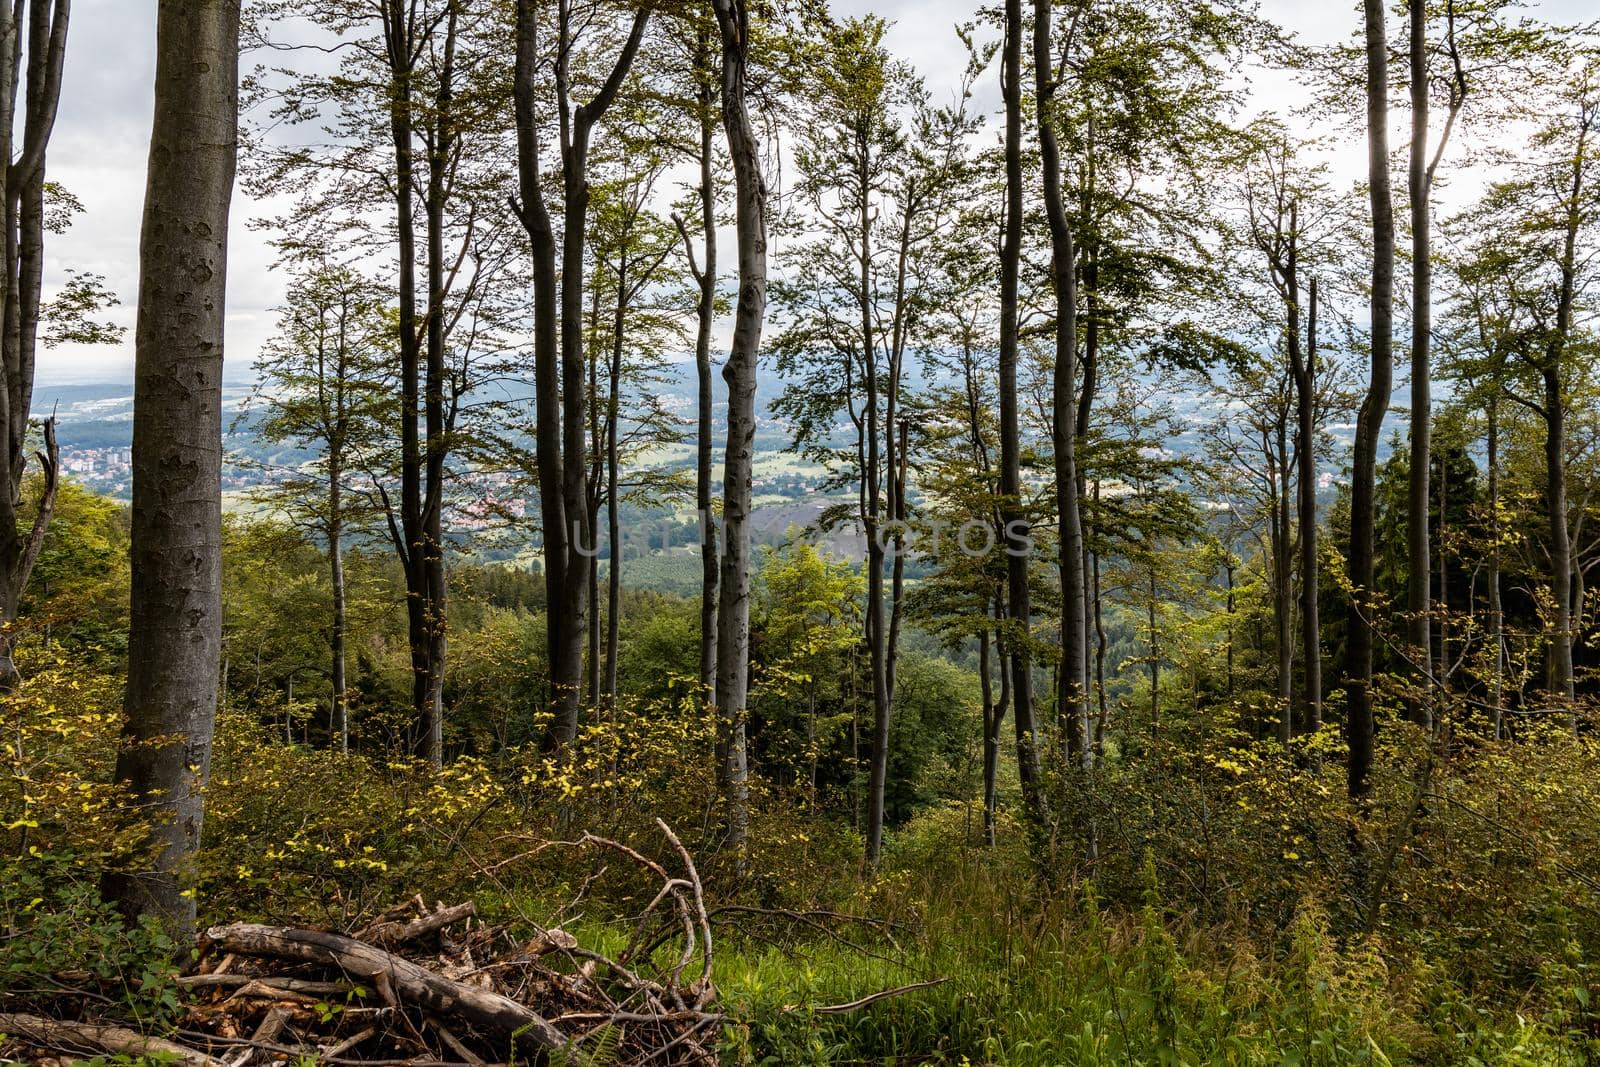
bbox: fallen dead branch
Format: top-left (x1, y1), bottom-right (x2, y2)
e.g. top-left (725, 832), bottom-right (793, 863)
top-left (0, 1012), bottom-right (226, 1067)
top-left (810, 978), bottom-right (951, 1015)
top-left (356, 901), bottom-right (477, 947)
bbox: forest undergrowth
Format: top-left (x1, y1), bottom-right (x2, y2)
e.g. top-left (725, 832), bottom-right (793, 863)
top-left (7, 640), bottom-right (1600, 1066)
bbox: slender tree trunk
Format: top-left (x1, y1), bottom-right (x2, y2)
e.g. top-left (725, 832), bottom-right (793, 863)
top-left (512, 0), bottom-right (650, 753)
top-left (1487, 394), bottom-right (1503, 739)
top-left (1000, 0), bottom-right (1047, 838)
top-left (0, 0), bottom-right (66, 688)
top-left (686, 41), bottom-right (719, 718)
top-left (587, 543), bottom-right (600, 702)
top-left (1148, 564), bottom-right (1160, 735)
top-left (978, 621), bottom-right (994, 846)
top-left (1437, 450), bottom-right (1449, 683)
top-left (1034, 0), bottom-right (1090, 779)
top-left (861, 142), bottom-right (892, 864)
top-left (1091, 485), bottom-right (1108, 752)
top-left (1226, 556), bottom-right (1236, 698)
top-left (106, 0), bottom-right (240, 938)
top-left (420, 22), bottom-right (455, 767)
top-left (1275, 418), bottom-right (1294, 741)
top-left (1544, 364), bottom-right (1575, 710)
top-left (1406, 0), bottom-right (1433, 731)
top-left (329, 464), bottom-right (348, 754)
top-left (387, 3), bottom-right (427, 759)
top-left (603, 293), bottom-right (622, 706)
top-left (1295, 276), bottom-right (1322, 729)
top-left (1076, 237), bottom-right (1101, 762)
top-left (986, 592), bottom-right (1011, 847)
top-left (711, 0), bottom-right (765, 860)
top-left (512, 0), bottom-right (573, 750)
top-left (1346, 0), bottom-right (1395, 801)
top-left (1543, 116), bottom-right (1587, 717)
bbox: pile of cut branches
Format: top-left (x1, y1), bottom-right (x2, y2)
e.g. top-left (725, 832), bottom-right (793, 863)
top-left (2, 822), bottom-right (722, 1065)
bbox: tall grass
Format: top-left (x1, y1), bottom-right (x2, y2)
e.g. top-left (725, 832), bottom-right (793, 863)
top-left (706, 844), bottom-right (1594, 1065)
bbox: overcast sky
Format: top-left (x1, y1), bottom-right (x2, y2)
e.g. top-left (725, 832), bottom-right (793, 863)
top-left (36, 0), bottom-right (1592, 385)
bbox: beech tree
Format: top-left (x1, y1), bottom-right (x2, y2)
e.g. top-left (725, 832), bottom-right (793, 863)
top-left (247, 0), bottom-right (517, 766)
top-left (1032, 0), bottom-right (1089, 789)
top-left (0, 0), bottom-right (71, 688)
top-left (709, 0), bottom-right (767, 855)
top-left (1237, 130), bottom-right (1358, 732)
top-left (581, 152), bottom-right (689, 710)
top-left (512, 0), bottom-right (653, 753)
top-left (770, 15), bottom-right (973, 863)
top-left (997, 0), bottom-right (1047, 839)
top-left (904, 148), bottom-right (1009, 843)
top-left (244, 263), bottom-right (391, 752)
top-left (1344, 0), bottom-right (1396, 801)
top-left (1442, 56), bottom-right (1599, 713)
top-left (106, 0), bottom-right (241, 936)
top-left (663, 12), bottom-right (724, 712)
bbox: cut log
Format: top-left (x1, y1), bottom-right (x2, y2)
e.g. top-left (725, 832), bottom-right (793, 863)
top-left (203, 923), bottom-right (566, 1050)
top-left (0, 1012), bottom-right (226, 1067)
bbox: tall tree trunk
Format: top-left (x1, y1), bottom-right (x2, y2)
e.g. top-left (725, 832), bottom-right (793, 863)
top-left (1544, 363), bottom-right (1574, 710)
top-left (603, 290), bottom-right (623, 707)
top-left (1346, 0), bottom-right (1395, 801)
top-left (1000, 0), bottom-right (1047, 838)
top-left (1406, 0), bottom-right (1433, 731)
top-left (106, 0), bottom-right (239, 938)
top-left (1482, 395), bottom-right (1501, 738)
top-left (677, 37), bottom-right (719, 718)
top-left (0, 0), bottom-right (69, 688)
top-left (711, 0), bottom-right (765, 860)
top-left (420, 18), bottom-right (455, 766)
top-left (978, 609), bottom-right (1001, 847)
top-left (388, 2), bottom-right (426, 759)
top-left (1437, 449), bottom-right (1449, 683)
top-left (1225, 555), bottom-right (1237, 698)
top-left (1075, 216), bottom-right (1101, 764)
top-left (987, 596), bottom-right (1012, 848)
top-left (1275, 418), bottom-right (1294, 741)
top-left (861, 142), bottom-right (891, 865)
top-left (512, 0), bottom-right (651, 753)
top-left (329, 460), bottom-right (348, 754)
top-left (513, 0), bottom-right (572, 748)
top-left (1148, 563), bottom-right (1160, 735)
top-left (1294, 275), bottom-right (1322, 729)
top-left (1034, 0), bottom-right (1090, 778)
top-left (1543, 113), bottom-right (1587, 716)
top-left (1092, 534), bottom-right (1108, 752)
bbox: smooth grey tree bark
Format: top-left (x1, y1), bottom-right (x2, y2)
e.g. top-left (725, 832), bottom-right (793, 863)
top-left (710, 0), bottom-right (766, 859)
top-left (1273, 414), bottom-right (1293, 741)
top-left (1297, 277), bottom-right (1321, 730)
top-left (1542, 111), bottom-right (1588, 712)
top-left (1034, 0), bottom-right (1090, 776)
top-left (670, 27), bottom-right (719, 717)
top-left (106, 0), bottom-right (240, 938)
top-left (1406, 0), bottom-right (1433, 730)
top-left (1486, 393), bottom-right (1502, 738)
top-left (1345, 0), bottom-right (1394, 801)
top-left (999, 0), bottom-right (1047, 840)
top-left (512, 0), bottom-right (651, 754)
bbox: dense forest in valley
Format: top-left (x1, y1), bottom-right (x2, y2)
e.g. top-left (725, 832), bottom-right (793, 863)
top-left (3, 0), bottom-right (1600, 1062)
